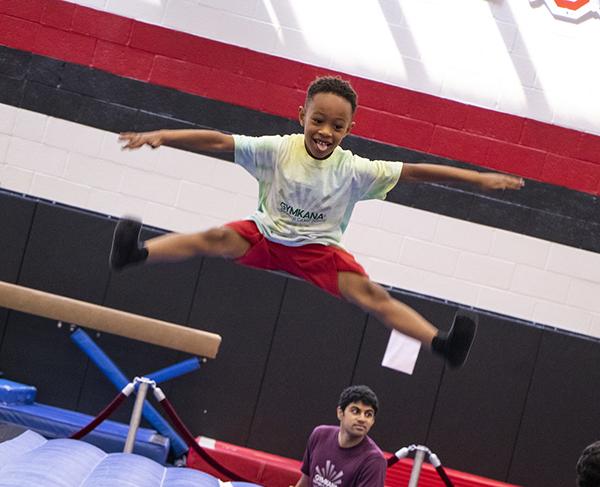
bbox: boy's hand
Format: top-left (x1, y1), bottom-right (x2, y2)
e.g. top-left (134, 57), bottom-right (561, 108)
top-left (119, 131), bottom-right (163, 150)
top-left (477, 173), bottom-right (524, 191)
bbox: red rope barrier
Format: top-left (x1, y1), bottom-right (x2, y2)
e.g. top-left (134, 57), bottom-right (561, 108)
top-left (157, 395), bottom-right (251, 482)
top-left (435, 465), bottom-right (455, 487)
top-left (70, 391), bottom-right (129, 439)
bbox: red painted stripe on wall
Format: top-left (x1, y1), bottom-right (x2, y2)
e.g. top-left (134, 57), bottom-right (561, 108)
top-left (1, 0), bottom-right (600, 194)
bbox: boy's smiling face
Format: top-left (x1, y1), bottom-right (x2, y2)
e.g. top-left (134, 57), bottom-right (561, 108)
top-left (299, 92), bottom-right (355, 160)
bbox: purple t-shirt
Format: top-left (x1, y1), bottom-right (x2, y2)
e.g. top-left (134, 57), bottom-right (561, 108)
top-left (300, 425), bottom-right (386, 487)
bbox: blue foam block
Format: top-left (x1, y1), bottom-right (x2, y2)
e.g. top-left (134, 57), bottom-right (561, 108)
top-left (0, 379), bottom-right (36, 405)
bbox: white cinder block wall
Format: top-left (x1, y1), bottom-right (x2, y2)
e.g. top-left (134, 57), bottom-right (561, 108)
top-left (2, 103), bottom-right (600, 340)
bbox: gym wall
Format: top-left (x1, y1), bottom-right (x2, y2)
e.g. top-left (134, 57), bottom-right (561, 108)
top-left (1, 1), bottom-right (599, 486)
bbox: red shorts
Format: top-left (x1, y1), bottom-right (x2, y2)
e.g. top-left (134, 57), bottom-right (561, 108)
top-left (225, 220), bottom-right (367, 297)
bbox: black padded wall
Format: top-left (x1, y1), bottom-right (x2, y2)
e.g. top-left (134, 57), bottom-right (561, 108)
top-left (246, 280), bottom-right (369, 459)
top-left (0, 192), bottom-right (36, 283)
top-left (508, 331), bottom-right (600, 487)
top-left (427, 313), bottom-right (542, 480)
top-left (164, 259), bottom-right (285, 444)
top-left (169, 258), bottom-right (287, 445)
top-left (16, 202), bottom-right (112, 301)
top-left (351, 292), bottom-right (451, 449)
top-left (0, 202), bottom-right (113, 409)
top-left (0, 192), bottom-right (36, 372)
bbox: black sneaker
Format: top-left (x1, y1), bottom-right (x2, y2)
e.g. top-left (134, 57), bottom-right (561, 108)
top-left (432, 313), bottom-right (478, 369)
top-left (109, 217), bottom-right (147, 271)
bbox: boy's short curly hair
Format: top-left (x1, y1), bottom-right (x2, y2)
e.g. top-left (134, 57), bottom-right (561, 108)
top-left (338, 385), bottom-right (379, 415)
top-left (577, 441), bottom-right (600, 487)
top-left (306, 76), bottom-right (357, 113)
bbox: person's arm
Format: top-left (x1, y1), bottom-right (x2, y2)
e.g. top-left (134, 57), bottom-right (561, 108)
top-left (400, 163), bottom-right (524, 191)
top-left (119, 129), bottom-right (234, 153)
top-left (290, 474), bottom-right (310, 487)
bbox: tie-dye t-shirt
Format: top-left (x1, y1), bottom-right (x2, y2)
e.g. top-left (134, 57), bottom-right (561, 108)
top-left (233, 134), bottom-right (402, 247)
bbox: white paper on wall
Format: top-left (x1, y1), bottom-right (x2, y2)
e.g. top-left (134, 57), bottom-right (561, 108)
top-left (381, 330), bottom-right (421, 375)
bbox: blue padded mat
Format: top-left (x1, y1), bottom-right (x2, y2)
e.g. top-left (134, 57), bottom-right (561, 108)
top-left (0, 431), bottom-right (262, 487)
top-left (0, 402), bottom-right (169, 464)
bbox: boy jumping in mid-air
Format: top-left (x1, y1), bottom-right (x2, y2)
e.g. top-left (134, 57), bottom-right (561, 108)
top-left (111, 76), bottom-right (524, 369)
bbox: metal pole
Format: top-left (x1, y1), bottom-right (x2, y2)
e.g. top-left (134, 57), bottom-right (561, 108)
top-left (123, 378), bottom-right (152, 453)
top-left (71, 329), bottom-right (188, 456)
top-left (408, 447), bottom-right (427, 487)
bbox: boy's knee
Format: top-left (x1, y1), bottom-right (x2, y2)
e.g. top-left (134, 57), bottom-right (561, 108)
top-left (342, 276), bottom-right (389, 310)
top-left (363, 283), bottom-right (391, 311)
top-left (203, 227), bottom-right (230, 244)
top-left (201, 226), bottom-right (249, 258)
top-left (363, 293), bottom-right (393, 318)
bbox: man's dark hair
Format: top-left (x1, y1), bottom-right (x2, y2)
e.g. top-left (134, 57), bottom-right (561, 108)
top-left (577, 441), bottom-right (600, 487)
top-left (306, 76), bottom-right (357, 113)
top-left (338, 385), bottom-right (379, 415)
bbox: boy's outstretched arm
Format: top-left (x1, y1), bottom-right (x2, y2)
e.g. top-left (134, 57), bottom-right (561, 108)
top-left (119, 129), bottom-right (234, 153)
top-left (401, 163), bottom-right (524, 190)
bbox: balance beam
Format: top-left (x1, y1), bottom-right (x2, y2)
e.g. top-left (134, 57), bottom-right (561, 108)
top-left (0, 281), bottom-right (221, 358)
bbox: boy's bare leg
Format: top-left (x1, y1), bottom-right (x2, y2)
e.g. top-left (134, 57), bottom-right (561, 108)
top-left (109, 217), bottom-right (249, 270)
top-left (338, 272), bottom-right (476, 368)
top-left (338, 272), bottom-right (436, 343)
top-left (146, 227), bottom-right (250, 262)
